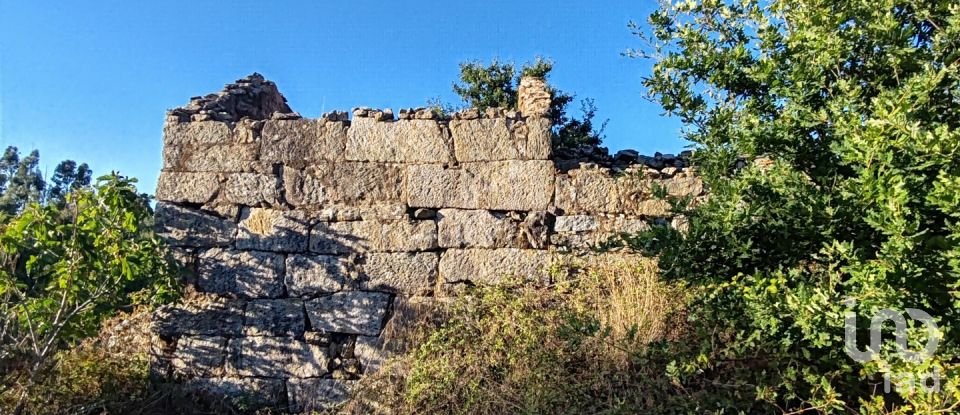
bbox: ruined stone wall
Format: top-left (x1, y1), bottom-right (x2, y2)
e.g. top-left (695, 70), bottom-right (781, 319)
top-left (150, 74), bottom-right (704, 413)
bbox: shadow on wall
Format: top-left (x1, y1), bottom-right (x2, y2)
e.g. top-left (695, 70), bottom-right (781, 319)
top-left (150, 202), bottom-right (405, 413)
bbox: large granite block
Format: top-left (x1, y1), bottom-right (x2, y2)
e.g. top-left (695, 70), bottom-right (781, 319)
top-left (407, 160), bottom-right (554, 210)
top-left (229, 336), bottom-right (328, 378)
top-left (285, 255), bottom-right (351, 296)
top-left (162, 143), bottom-right (259, 173)
top-left (222, 173), bottom-right (281, 206)
top-left (155, 202), bottom-right (237, 248)
top-left (163, 121), bottom-right (234, 146)
top-left (236, 208), bottom-right (310, 252)
top-left (451, 117), bottom-right (550, 162)
top-left (152, 298), bottom-right (245, 338)
top-left (155, 171), bottom-right (220, 204)
top-left (310, 220), bottom-right (437, 254)
top-left (554, 169), bottom-right (621, 213)
top-left (361, 252), bottom-right (438, 295)
top-left (345, 118), bottom-right (451, 163)
top-left (260, 119), bottom-right (347, 164)
top-left (244, 299), bottom-right (306, 337)
top-left (439, 248), bottom-right (552, 285)
top-left (305, 291), bottom-right (391, 336)
top-left (284, 162), bottom-right (405, 207)
top-left (437, 209), bottom-right (520, 249)
top-left (197, 249), bottom-right (285, 298)
top-left (172, 335), bottom-right (228, 377)
top-left (556, 168), bottom-right (703, 216)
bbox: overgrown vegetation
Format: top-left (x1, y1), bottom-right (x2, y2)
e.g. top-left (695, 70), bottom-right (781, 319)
top-left (614, 0), bottom-right (960, 412)
top-left (447, 58), bottom-right (607, 151)
top-left (347, 256), bottom-right (681, 414)
top-left (0, 174), bottom-right (178, 414)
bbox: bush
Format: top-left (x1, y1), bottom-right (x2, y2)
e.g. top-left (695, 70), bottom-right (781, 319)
top-left (0, 174), bottom-right (178, 414)
top-left (625, 0), bottom-right (960, 412)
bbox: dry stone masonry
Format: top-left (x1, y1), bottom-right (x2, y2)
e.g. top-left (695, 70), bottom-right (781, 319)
top-left (151, 73), bottom-right (705, 412)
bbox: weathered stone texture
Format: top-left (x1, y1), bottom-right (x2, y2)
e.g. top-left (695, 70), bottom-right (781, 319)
top-left (345, 118), bottom-right (451, 163)
top-left (284, 162), bottom-right (405, 207)
top-left (163, 143), bottom-right (259, 173)
top-left (553, 215), bottom-right (599, 233)
top-left (229, 336), bottom-right (328, 378)
top-left (155, 202), bottom-right (237, 247)
top-left (222, 173), bottom-right (281, 206)
top-left (152, 298), bottom-right (245, 338)
top-left (244, 299), bottom-right (306, 337)
top-left (155, 172), bottom-right (220, 204)
top-left (285, 255), bottom-right (351, 296)
top-left (305, 291), bottom-right (391, 336)
top-left (198, 249), bottom-right (285, 298)
top-left (354, 335), bottom-right (387, 375)
top-left (517, 77), bottom-right (552, 117)
top-left (439, 249), bottom-right (553, 285)
top-left (554, 169), bottom-right (621, 213)
top-left (361, 252), bottom-right (438, 294)
top-left (550, 216), bottom-right (652, 249)
top-left (287, 378), bottom-right (353, 413)
top-left (437, 209), bottom-right (519, 248)
top-left (163, 121), bottom-right (235, 147)
top-left (450, 117), bottom-right (550, 162)
top-left (407, 160), bottom-right (554, 210)
top-left (310, 220), bottom-right (437, 254)
top-left (154, 74), bottom-right (706, 408)
top-left (556, 169), bottom-right (702, 216)
top-left (260, 119), bottom-right (347, 163)
top-left (172, 335), bottom-right (228, 377)
top-left (236, 208), bottom-right (310, 252)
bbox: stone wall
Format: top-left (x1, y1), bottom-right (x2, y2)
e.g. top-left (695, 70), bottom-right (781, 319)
top-left (150, 74), bottom-right (704, 412)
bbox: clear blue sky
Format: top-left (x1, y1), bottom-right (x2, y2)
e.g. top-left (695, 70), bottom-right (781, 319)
top-left (1, 0), bottom-right (687, 195)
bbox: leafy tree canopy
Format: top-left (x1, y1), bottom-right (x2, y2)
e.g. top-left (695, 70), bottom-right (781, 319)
top-left (627, 0), bottom-right (960, 412)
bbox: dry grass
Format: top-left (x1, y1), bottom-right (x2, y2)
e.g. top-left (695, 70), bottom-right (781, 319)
top-left (344, 253), bottom-right (682, 414)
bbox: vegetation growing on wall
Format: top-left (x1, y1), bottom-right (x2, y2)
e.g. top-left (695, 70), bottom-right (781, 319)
top-left (448, 58), bottom-right (607, 151)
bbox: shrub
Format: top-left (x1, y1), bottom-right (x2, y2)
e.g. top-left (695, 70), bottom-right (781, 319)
top-left (0, 174), bottom-right (178, 414)
top-left (625, 0), bottom-right (960, 412)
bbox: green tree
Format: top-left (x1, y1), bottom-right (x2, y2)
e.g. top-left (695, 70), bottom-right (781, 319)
top-left (628, 0), bottom-right (960, 412)
top-left (0, 147), bottom-right (45, 217)
top-left (451, 58), bottom-right (606, 151)
top-left (0, 174), bottom-right (177, 415)
top-left (0, 146), bottom-right (93, 216)
top-left (46, 160), bottom-right (92, 207)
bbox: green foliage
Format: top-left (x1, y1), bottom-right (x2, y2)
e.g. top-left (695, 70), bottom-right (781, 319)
top-left (0, 174), bottom-right (177, 414)
top-left (47, 160), bottom-right (92, 208)
top-left (627, 0), bottom-right (960, 412)
top-left (0, 146), bottom-right (94, 216)
top-left (0, 147), bottom-right (45, 217)
top-left (451, 58), bottom-right (606, 151)
top-left (453, 58), bottom-right (523, 111)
